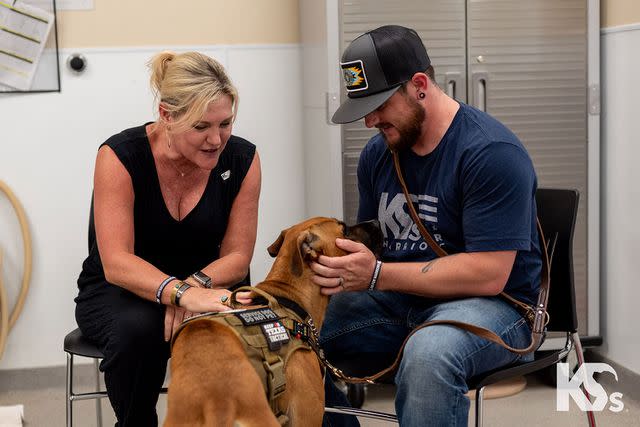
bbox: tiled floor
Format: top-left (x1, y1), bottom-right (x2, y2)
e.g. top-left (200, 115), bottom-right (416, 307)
top-left (0, 370), bottom-right (638, 426)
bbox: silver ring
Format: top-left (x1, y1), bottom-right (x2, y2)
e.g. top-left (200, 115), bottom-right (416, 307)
top-left (220, 295), bottom-right (229, 303)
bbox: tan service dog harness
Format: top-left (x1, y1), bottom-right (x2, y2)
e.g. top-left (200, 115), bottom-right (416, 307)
top-left (172, 287), bottom-right (316, 425)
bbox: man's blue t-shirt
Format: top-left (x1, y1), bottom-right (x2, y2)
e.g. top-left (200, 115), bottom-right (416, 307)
top-left (357, 102), bottom-right (542, 305)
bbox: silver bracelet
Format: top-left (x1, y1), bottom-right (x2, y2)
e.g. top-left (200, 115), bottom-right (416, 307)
top-left (368, 260), bottom-right (383, 291)
top-left (174, 283), bottom-right (192, 307)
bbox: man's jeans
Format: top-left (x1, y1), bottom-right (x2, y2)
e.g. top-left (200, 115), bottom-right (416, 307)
top-left (320, 291), bottom-right (533, 427)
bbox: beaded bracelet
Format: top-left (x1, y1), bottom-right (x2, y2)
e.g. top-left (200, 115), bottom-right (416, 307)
top-left (368, 260), bottom-right (383, 291)
top-left (155, 276), bottom-right (176, 304)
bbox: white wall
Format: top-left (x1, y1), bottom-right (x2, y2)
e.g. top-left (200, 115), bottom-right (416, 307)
top-left (599, 24), bottom-right (640, 375)
top-left (0, 44), bottom-right (304, 369)
top-left (299, 0), bottom-right (343, 219)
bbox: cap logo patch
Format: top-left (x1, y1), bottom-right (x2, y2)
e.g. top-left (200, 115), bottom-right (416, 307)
top-left (341, 60), bottom-right (368, 92)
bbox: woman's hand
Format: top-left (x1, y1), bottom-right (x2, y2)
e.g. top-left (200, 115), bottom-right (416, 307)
top-left (180, 287), bottom-right (253, 311)
top-left (164, 305), bottom-right (187, 342)
top-left (163, 287), bottom-right (253, 341)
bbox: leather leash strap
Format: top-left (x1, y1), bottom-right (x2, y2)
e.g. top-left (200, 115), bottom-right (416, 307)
top-left (311, 151), bottom-right (551, 385)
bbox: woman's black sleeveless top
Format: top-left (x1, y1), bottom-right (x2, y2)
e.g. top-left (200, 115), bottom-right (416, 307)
top-left (77, 123), bottom-right (256, 290)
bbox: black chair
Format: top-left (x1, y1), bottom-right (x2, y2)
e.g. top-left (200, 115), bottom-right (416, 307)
top-left (325, 188), bottom-right (596, 426)
top-left (64, 194), bottom-right (108, 427)
top-left (64, 329), bottom-right (104, 427)
top-left (64, 328), bottom-right (169, 427)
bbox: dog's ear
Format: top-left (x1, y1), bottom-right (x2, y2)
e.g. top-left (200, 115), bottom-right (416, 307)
top-left (267, 230), bottom-right (287, 257)
top-left (291, 230), bottom-right (320, 277)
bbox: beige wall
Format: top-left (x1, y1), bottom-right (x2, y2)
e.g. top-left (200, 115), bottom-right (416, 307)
top-left (602, 0), bottom-right (640, 28)
top-left (57, 0), bottom-right (299, 48)
top-left (57, 1), bottom-right (639, 47)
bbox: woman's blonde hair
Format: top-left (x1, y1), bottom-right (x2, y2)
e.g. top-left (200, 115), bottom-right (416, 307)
top-left (148, 51), bottom-right (238, 133)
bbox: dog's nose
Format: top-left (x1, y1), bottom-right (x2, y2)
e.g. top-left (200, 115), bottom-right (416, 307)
top-left (359, 219), bottom-right (381, 232)
top-left (345, 219), bottom-right (384, 257)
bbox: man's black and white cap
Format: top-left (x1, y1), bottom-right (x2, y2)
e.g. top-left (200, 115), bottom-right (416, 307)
top-left (332, 25), bottom-right (431, 124)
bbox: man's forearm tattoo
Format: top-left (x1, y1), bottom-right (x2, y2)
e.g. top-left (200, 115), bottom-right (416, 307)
top-left (421, 259), bottom-right (439, 273)
top-left (422, 253), bottom-right (458, 273)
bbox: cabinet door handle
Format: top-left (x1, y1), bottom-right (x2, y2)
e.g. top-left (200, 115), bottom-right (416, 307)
top-left (444, 71), bottom-right (462, 100)
top-left (472, 71), bottom-right (488, 111)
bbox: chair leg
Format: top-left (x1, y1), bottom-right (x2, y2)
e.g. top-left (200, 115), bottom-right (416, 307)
top-left (347, 383), bottom-right (366, 408)
top-left (66, 352), bottom-right (73, 427)
top-left (474, 386), bottom-right (485, 427)
top-left (94, 358), bottom-right (103, 427)
top-left (572, 332), bottom-right (596, 427)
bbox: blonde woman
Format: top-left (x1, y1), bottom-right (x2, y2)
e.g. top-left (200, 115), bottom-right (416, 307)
top-left (75, 51), bottom-right (259, 426)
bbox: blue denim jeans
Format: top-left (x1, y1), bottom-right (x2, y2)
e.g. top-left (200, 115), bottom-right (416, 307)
top-left (320, 291), bottom-right (533, 427)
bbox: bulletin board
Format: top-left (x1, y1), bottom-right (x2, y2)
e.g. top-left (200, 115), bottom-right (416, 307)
top-left (0, 0), bottom-right (60, 93)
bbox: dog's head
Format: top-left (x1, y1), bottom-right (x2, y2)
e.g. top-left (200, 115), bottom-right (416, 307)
top-left (267, 217), bottom-right (383, 277)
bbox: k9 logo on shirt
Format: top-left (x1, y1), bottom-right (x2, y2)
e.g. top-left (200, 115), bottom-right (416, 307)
top-left (378, 192), bottom-right (442, 252)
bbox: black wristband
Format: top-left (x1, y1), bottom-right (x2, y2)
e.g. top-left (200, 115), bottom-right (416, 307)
top-left (368, 260), bottom-right (383, 291)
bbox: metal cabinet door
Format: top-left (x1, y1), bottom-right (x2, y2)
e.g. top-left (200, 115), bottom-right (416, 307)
top-left (467, 0), bottom-right (589, 334)
top-left (340, 0), bottom-right (467, 224)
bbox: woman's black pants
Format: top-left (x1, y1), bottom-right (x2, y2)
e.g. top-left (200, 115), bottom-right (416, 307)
top-left (75, 282), bottom-right (169, 427)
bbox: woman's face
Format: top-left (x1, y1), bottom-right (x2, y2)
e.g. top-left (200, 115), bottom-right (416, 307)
top-left (170, 96), bottom-right (234, 170)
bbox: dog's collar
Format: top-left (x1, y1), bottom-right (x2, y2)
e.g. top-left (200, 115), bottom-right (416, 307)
top-left (274, 296), bottom-right (310, 323)
top-left (275, 297), bottom-right (315, 343)
top-left (246, 292), bottom-right (309, 322)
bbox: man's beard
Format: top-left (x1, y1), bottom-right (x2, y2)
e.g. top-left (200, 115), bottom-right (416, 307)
top-left (379, 96), bottom-right (425, 151)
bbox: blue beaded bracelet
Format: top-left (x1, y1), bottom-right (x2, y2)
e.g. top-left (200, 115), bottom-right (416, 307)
top-left (156, 276), bottom-right (177, 304)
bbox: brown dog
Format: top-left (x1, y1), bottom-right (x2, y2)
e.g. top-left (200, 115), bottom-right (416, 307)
top-left (164, 217), bottom-right (382, 427)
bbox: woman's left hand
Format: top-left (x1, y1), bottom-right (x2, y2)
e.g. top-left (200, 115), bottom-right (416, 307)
top-left (163, 289), bottom-right (253, 341)
top-left (233, 290), bottom-right (253, 305)
top-left (164, 305), bottom-right (188, 342)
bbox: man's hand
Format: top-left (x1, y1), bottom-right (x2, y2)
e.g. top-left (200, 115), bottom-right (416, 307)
top-left (310, 238), bottom-right (377, 295)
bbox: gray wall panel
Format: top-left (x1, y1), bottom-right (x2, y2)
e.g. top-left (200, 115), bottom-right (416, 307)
top-left (468, 0), bottom-right (588, 333)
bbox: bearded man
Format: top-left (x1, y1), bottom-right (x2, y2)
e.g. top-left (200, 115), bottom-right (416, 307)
top-left (314, 25), bottom-right (542, 427)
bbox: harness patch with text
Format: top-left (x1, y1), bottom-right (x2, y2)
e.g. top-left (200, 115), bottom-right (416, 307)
top-left (235, 308), bottom-right (279, 326)
top-left (260, 321), bottom-right (291, 351)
